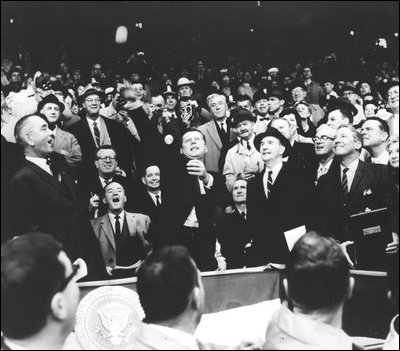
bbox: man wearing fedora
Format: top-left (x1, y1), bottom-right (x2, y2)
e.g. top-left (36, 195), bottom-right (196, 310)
top-left (37, 94), bottom-right (82, 169)
top-left (223, 108), bottom-right (264, 192)
top-left (68, 88), bottom-right (137, 182)
top-left (247, 127), bottom-right (316, 266)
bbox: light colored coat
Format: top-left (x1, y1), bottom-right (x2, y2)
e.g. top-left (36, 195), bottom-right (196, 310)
top-left (90, 212), bottom-right (150, 268)
top-left (54, 127), bottom-right (82, 167)
top-left (223, 139), bottom-right (264, 192)
top-left (197, 120), bottom-right (235, 172)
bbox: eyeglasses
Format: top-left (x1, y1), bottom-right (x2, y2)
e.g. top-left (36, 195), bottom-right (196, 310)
top-left (97, 156), bottom-right (116, 161)
top-left (313, 135), bottom-right (335, 142)
top-left (57, 264), bottom-right (79, 292)
top-left (85, 98), bottom-right (101, 103)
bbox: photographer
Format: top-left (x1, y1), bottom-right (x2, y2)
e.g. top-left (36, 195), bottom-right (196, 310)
top-left (176, 77), bottom-right (211, 129)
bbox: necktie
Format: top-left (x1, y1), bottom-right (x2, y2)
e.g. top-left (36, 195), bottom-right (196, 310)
top-left (341, 168), bottom-right (349, 203)
top-left (240, 211), bottom-right (247, 221)
top-left (93, 121), bottom-right (101, 147)
top-left (317, 165), bottom-right (327, 179)
top-left (114, 214), bottom-right (122, 248)
top-left (246, 140), bottom-right (251, 151)
top-left (267, 170), bottom-right (273, 198)
top-left (46, 158), bottom-right (58, 180)
top-left (155, 195), bottom-right (161, 207)
top-left (219, 122), bottom-right (226, 134)
top-left (104, 179), bottom-right (111, 188)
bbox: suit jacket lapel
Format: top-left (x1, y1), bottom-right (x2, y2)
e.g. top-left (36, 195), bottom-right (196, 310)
top-left (208, 121), bottom-right (223, 149)
top-left (25, 160), bottom-right (71, 199)
top-left (100, 215), bottom-right (116, 252)
top-left (349, 161), bottom-right (365, 198)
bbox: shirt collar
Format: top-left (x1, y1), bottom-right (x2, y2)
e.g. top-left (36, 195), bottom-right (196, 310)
top-left (371, 151), bottom-right (389, 165)
top-left (86, 116), bottom-right (101, 125)
top-left (26, 156), bottom-right (52, 175)
top-left (148, 324), bottom-right (199, 350)
top-left (265, 161), bottom-right (283, 175)
top-left (108, 210), bottom-right (125, 223)
top-left (340, 157), bottom-right (359, 174)
top-left (319, 158), bottom-right (334, 171)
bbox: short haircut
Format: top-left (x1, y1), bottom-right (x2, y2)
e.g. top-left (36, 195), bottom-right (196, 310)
top-left (236, 94), bottom-right (253, 104)
top-left (137, 246), bottom-right (199, 323)
top-left (181, 128), bottom-right (206, 143)
top-left (331, 108), bottom-right (354, 125)
top-left (142, 163), bottom-right (161, 178)
top-left (95, 145), bottom-right (118, 159)
top-left (207, 93), bottom-right (226, 108)
top-left (337, 124), bottom-right (363, 149)
top-left (14, 114), bottom-right (40, 145)
top-left (1, 233), bottom-right (65, 339)
top-left (361, 117), bottom-right (390, 136)
top-left (286, 231), bottom-right (350, 311)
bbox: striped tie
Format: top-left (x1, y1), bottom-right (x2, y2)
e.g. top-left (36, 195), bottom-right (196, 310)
top-left (93, 121), bottom-right (101, 147)
top-left (267, 170), bottom-right (273, 198)
top-left (341, 167), bottom-right (349, 203)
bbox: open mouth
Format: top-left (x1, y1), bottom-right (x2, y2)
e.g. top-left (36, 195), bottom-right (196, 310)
top-left (112, 196), bottom-right (120, 203)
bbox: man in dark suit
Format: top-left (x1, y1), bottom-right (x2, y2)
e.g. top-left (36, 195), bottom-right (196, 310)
top-left (79, 145), bottom-right (133, 218)
top-left (134, 164), bottom-right (163, 221)
top-left (316, 125), bottom-right (398, 254)
top-left (247, 127), bottom-right (316, 266)
top-left (218, 179), bottom-right (253, 269)
top-left (360, 117), bottom-right (390, 165)
top-left (68, 88), bottom-right (136, 183)
top-left (159, 128), bottom-right (228, 271)
top-left (7, 114), bottom-right (106, 280)
top-left (1, 135), bottom-right (24, 243)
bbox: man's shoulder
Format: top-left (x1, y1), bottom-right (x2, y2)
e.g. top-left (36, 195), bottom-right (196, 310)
top-left (197, 120), bottom-right (214, 131)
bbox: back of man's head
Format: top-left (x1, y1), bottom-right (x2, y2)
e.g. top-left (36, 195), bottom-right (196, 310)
top-left (1, 233), bottom-right (65, 339)
top-left (137, 246), bottom-right (201, 324)
top-left (285, 231), bottom-right (351, 312)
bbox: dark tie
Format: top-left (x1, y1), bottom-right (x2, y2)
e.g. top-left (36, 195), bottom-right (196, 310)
top-left (155, 195), bottom-right (161, 207)
top-left (246, 140), bottom-right (251, 151)
top-left (104, 179), bottom-right (111, 188)
top-left (267, 170), bottom-right (273, 198)
top-left (46, 158), bottom-right (59, 180)
top-left (114, 214), bottom-right (122, 247)
top-left (341, 167), bottom-right (349, 203)
top-left (93, 121), bottom-right (101, 147)
top-left (240, 211), bottom-right (247, 221)
top-left (219, 122), bottom-right (226, 134)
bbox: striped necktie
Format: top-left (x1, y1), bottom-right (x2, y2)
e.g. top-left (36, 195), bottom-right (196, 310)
top-left (341, 167), bottom-right (349, 203)
top-left (267, 170), bottom-right (273, 198)
top-left (93, 121), bottom-right (101, 147)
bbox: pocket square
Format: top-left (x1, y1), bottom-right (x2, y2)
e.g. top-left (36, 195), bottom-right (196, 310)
top-left (363, 189), bottom-right (372, 196)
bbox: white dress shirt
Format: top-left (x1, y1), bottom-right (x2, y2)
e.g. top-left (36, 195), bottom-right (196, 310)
top-left (108, 211), bottom-right (125, 234)
top-left (184, 175), bottom-right (214, 228)
top-left (148, 191), bottom-right (162, 206)
top-left (340, 158), bottom-right (359, 192)
top-left (371, 151), bottom-right (389, 165)
top-left (99, 176), bottom-right (114, 188)
top-left (148, 324), bottom-right (199, 350)
top-left (263, 162), bottom-right (283, 198)
top-left (317, 158), bottom-right (334, 179)
top-left (26, 156), bottom-right (52, 176)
